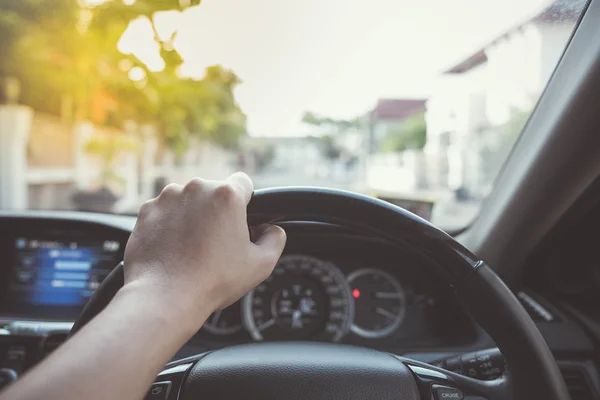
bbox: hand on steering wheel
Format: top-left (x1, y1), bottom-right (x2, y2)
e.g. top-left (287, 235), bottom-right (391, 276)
top-left (122, 172), bottom-right (286, 335)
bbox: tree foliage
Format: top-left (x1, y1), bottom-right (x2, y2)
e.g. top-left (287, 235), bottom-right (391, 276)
top-left (480, 107), bottom-right (532, 182)
top-left (301, 111), bottom-right (361, 160)
top-left (0, 0), bottom-right (246, 153)
top-left (499, 108), bottom-right (530, 146)
top-left (382, 112), bottom-right (427, 152)
top-left (302, 111), bottom-right (361, 133)
top-left (85, 134), bottom-right (139, 187)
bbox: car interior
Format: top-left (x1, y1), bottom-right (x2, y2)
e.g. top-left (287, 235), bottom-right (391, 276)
top-left (2, 0), bottom-right (600, 399)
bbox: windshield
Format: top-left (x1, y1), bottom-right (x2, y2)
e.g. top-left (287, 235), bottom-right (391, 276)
top-left (0, 0), bottom-right (587, 230)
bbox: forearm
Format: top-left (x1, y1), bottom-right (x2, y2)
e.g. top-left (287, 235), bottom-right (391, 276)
top-left (1, 282), bottom-right (208, 400)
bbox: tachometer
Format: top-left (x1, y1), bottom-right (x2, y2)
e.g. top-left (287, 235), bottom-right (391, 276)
top-left (347, 268), bottom-right (406, 339)
top-left (242, 255), bottom-right (353, 342)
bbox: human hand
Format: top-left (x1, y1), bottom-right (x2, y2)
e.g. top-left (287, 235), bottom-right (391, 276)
top-left (122, 172), bottom-right (286, 332)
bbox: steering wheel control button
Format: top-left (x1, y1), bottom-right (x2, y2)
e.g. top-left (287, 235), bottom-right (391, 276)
top-left (431, 384), bottom-right (464, 400)
top-left (145, 381), bottom-right (171, 400)
top-left (460, 349), bottom-right (504, 380)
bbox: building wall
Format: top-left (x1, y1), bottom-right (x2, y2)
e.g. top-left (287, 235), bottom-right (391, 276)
top-left (537, 22), bottom-right (575, 84)
top-left (425, 63), bottom-right (488, 194)
top-left (28, 183), bottom-right (73, 210)
top-left (484, 24), bottom-right (543, 125)
top-left (270, 138), bottom-right (321, 172)
top-left (28, 113), bottom-right (74, 168)
top-left (484, 21), bottom-right (574, 125)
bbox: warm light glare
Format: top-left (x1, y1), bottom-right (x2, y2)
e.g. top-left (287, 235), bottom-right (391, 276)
top-left (128, 67), bottom-right (146, 81)
top-left (117, 17), bottom-right (165, 72)
top-left (352, 289), bottom-right (361, 299)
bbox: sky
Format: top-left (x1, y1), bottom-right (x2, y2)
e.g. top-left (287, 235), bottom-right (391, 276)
top-left (118, 0), bottom-right (552, 136)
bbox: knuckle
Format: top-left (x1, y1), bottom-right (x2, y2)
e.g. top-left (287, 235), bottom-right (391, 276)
top-left (160, 183), bottom-right (181, 198)
top-left (138, 199), bottom-right (155, 218)
top-left (183, 177), bottom-right (204, 193)
top-left (213, 183), bottom-right (239, 205)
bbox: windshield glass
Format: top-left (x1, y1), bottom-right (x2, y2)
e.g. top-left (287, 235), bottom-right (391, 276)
top-left (0, 0), bottom-right (587, 230)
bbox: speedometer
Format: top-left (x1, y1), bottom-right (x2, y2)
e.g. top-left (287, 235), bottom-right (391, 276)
top-left (242, 255), bottom-right (353, 342)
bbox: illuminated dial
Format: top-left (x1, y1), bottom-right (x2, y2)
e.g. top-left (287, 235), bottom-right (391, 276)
top-left (347, 268), bottom-right (406, 339)
top-left (242, 255), bottom-right (353, 342)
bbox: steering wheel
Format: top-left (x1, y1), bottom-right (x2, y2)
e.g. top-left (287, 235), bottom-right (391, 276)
top-left (71, 187), bottom-right (569, 400)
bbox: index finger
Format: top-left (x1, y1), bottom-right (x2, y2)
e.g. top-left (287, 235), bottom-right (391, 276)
top-left (227, 171), bottom-right (254, 204)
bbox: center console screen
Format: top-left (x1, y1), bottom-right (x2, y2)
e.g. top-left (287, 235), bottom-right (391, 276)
top-left (1, 236), bottom-right (122, 319)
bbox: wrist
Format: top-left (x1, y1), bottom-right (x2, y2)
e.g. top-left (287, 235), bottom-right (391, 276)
top-left (114, 280), bottom-right (212, 338)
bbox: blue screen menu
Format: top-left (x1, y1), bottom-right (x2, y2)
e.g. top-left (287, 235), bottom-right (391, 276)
top-left (8, 237), bottom-right (121, 310)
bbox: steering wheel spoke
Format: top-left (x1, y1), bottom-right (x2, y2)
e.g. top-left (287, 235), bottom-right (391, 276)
top-left (146, 362), bottom-right (194, 400)
top-left (396, 356), bottom-right (510, 400)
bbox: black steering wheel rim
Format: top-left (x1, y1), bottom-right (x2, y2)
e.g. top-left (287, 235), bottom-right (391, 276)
top-left (72, 187), bottom-right (569, 400)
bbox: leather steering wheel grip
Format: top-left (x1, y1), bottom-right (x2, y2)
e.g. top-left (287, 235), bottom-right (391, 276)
top-left (71, 261), bottom-right (124, 336)
top-left (71, 187), bottom-right (569, 400)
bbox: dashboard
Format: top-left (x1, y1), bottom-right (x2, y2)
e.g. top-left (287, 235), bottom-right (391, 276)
top-left (2, 205), bottom-right (600, 397)
top-left (0, 213), bottom-right (478, 357)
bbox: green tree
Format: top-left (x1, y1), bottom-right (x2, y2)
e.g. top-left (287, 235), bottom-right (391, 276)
top-left (84, 134), bottom-right (139, 188)
top-left (1, 0), bottom-right (246, 154)
top-left (301, 111), bottom-right (361, 133)
top-left (500, 108), bottom-right (530, 145)
top-left (382, 112), bottom-right (427, 152)
top-left (302, 111), bottom-right (360, 160)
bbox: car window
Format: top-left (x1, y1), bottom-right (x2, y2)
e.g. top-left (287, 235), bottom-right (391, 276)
top-left (0, 0), bottom-right (587, 231)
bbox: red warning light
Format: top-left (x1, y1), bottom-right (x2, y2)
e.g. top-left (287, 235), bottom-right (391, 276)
top-left (352, 288), bottom-right (361, 299)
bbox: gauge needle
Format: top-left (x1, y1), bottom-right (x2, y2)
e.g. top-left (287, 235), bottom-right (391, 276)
top-left (375, 292), bottom-right (402, 299)
top-left (291, 310), bottom-right (303, 328)
top-left (376, 307), bottom-right (398, 319)
top-left (210, 309), bottom-right (222, 326)
top-left (257, 318), bottom-right (275, 332)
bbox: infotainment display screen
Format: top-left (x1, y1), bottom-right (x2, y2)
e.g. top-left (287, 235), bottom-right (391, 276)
top-left (1, 236), bottom-right (122, 318)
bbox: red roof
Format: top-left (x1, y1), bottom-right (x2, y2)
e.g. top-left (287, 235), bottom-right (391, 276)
top-left (372, 99), bottom-right (426, 120)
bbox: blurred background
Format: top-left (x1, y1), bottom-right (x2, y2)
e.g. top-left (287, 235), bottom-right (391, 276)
top-left (0, 0), bottom-right (586, 231)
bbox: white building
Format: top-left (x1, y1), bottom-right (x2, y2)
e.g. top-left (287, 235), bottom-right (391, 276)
top-left (426, 0), bottom-right (583, 198)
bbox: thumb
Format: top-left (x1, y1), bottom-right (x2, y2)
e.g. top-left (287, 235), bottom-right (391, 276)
top-left (252, 224), bottom-right (287, 266)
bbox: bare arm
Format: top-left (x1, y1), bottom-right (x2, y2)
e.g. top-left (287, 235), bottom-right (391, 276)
top-left (0, 173), bottom-right (286, 400)
top-left (1, 285), bottom-right (205, 400)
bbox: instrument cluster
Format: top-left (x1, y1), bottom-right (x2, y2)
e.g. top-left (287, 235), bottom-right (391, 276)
top-left (196, 252), bottom-right (468, 348)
